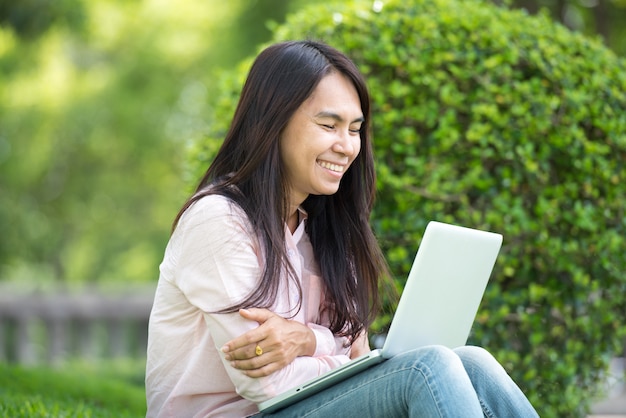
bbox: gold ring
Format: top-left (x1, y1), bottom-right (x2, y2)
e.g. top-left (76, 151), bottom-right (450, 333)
top-left (255, 345), bottom-right (263, 356)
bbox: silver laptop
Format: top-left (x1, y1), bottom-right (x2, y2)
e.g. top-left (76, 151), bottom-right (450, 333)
top-left (257, 221), bottom-right (503, 413)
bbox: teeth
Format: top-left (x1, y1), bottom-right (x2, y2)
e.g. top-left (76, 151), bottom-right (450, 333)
top-left (318, 161), bottom-right (344, 172)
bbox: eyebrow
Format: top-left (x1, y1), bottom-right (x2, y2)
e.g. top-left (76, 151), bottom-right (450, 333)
top-left (314, 111), bottom-right (365, 124)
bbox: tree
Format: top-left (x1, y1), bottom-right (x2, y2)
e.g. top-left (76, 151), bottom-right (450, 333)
top-left (502, 0), bottom-right (626, 55)
top-left (0, 0), bottom-right (85, 39)
top-left (190, 0), bottom-right (626, 415)
top-left (0, 0), bottom-right (316, 285)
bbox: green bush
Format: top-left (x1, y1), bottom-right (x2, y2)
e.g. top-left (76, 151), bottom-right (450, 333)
top-left (188, 0), bottom-right (626, 415)
top-left (0, 361), bottom-right (146, 417)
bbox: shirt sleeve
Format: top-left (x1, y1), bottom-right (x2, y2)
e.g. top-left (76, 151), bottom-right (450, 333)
top-left (172, 195), bottom-right (352, 403)
top-left (308, 323), bottom-right (350, 357)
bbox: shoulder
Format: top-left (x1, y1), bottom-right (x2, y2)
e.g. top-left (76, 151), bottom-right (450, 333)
top-left (175, 193), bottom-right (251, 234)
top-left (187, 193), bottom-right (238, 215)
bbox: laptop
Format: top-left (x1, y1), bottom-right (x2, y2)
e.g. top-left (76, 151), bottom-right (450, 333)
top-left (257, 221), bottom-right (503, 413)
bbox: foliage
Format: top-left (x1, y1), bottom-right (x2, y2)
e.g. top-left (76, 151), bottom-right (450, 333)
top-left (0, 0), bottom-right (317, 285)
top-left (508, 0), bottom-right (626, 56)
top-left (188, 0), bottom-right (626, 416)
top-left (0, 0), bottom-right (86, 39)
top-left (0, 360), bottom-right (145, 417)
top-left (0, 0), bottom-right (211, 285)
top-left (0, 0), bottom-right (621, 289)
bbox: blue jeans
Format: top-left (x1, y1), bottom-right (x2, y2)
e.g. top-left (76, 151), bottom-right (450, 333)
top-left (259, 345), bottom-right (538, 417)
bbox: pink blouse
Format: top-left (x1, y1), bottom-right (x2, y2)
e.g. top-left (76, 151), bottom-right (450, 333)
top-left (145, 194), bottom-right (352, 417)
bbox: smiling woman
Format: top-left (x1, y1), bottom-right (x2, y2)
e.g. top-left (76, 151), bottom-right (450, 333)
top-left (279, 72), bottom-right (363, 216)
top-left (144, 40), bottom-right (538, 418)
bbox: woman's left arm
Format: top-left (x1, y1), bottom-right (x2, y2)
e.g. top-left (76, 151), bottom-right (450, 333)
top-left (221, 308), bottom-right (317, 377)
top-left (222, 309), bottom-right (371, 376)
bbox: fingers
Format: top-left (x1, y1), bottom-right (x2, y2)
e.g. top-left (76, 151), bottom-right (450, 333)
top-left (221, 334), bottom-right (260, 358)
top-left (223, 332), bottom-right (285, 362)
top-left (221, 309), bottom-right (276, 355)
top-left (234, 357), bottom-right (286, 378)
top-left (238, 307), bottom-right (274, 323)
top-left (223, 338), bottom-right (291, 377)
top-left (220, 309), bottom-right (312, 377)
top-left (228, 345), bottom-right (288, 377)
top-left (222, 339), bottom-right (266, 362)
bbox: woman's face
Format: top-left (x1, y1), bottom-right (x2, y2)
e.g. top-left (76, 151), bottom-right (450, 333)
top-left (280, 71), bottom-right (363, 209)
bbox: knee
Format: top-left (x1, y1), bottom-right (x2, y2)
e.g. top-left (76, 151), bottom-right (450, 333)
top-left (402, 345), bottom-right (466, 375)
top-left (453, 345), bottom-right (497, 366)
top-left (415, 344), bottom-right (460, 361)
top-left (453, 345), bottom-right (508, 378)
top-left (399, 346), bottom-right (482, 394)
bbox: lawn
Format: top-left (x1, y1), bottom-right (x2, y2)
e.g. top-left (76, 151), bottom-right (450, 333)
top-left (0, 360), bottom-right (146, 417)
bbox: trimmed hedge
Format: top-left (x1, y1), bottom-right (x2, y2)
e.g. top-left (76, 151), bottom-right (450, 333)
top-left (189, 0), bottom-right (626, 416)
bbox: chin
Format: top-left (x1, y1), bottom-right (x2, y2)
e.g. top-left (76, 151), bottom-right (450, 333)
top-left (311, 181), bottom-right (342, 197)
top-left (317, 188), bottom-right (340, 196)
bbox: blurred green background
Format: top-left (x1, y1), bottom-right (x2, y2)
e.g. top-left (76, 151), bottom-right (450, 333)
top-left (1, 0), bottom-right (624, 290)
top-left (1, 0), bottom-right (625, 417)
top-left (0, 0), bottom-right (319, 289)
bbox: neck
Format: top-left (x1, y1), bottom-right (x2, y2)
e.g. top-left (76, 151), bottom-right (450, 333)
top-left (287, 209), bottom-right (299, 234)
top-left (286, 193), bottom-right (305, 234)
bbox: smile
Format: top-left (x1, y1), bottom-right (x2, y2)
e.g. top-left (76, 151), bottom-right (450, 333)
top-left (317, 160), bottom-right (345, 173)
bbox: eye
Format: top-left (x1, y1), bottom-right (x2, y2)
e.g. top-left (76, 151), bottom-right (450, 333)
top-left (321, 124), bottom-right (335, 130)
top-left (349, 124), bottom-right (363, 134)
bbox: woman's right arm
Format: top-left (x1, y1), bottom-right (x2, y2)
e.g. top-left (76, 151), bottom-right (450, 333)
top-left (172, 196), bottom-right (351, 402)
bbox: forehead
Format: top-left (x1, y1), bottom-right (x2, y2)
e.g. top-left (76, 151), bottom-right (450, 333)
top-left (300, 72), bottom-right (363, 118)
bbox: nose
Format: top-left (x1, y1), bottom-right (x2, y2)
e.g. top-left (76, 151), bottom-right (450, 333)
top-left (332, 130), bottom-right (359, 157)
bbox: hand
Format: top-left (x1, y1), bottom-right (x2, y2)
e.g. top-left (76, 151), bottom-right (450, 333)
top-left (350, 331), bottom-right (371, 359)
top-left (220, 308), bottom-right (316, 377)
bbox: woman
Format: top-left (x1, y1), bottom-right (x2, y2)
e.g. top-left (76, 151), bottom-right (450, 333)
top-left (145, 40), bottom-right (538, 417)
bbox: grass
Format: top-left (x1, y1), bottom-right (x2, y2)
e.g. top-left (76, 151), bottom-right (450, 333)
top-left (0, 359), bottom-right (146, 417)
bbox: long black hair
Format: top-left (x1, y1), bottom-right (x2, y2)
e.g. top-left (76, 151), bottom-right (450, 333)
top-left (174, 40), bottom-right (390, 343)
